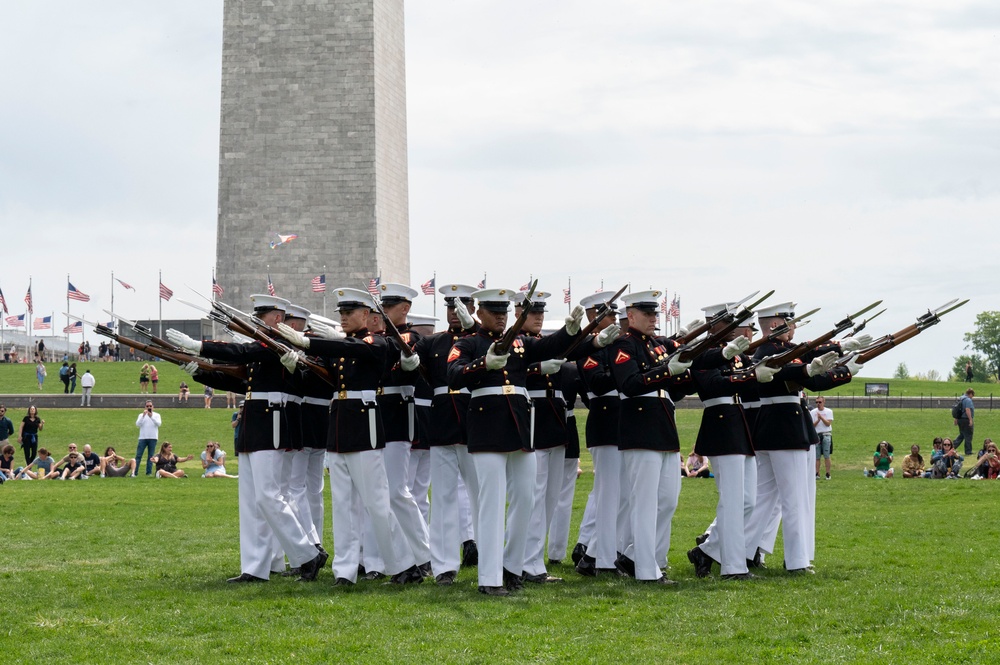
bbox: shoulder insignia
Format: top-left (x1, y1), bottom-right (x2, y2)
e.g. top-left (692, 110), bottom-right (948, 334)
top-left (447, 347), bottom-right (462, 362)
top-left (614, 350), bottom-right (631, 365)
top-left (582, 357), bottom-right (599, 370)
top-left (363, 335), bottom-right (374, 344)
top-left (401, 332), bottom-right (412, 343)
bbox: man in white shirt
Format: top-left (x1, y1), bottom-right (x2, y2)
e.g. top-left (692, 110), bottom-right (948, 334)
top-left (811, 396), bottom-right (834, 480)
top-left (135, 401), bottom-right (162, 476)
top-left (80, 370), bottom-right (96, 407)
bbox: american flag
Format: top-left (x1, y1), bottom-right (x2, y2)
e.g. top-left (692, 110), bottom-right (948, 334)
top-left (421, 277), bottom-right (435, 295)
top-left (63, 321), bottom-right (83, 334)
top-left (33, 316), bottom-right (52, 330)
top-left (115, 278), bottom-right (135, 291)
top-left (563, 287), bottom-right (571, 304)
top-left (68, 282), bottom-right (91, 302)
top-left (212, 277), bottom-right (224, 296)
top-left (0, 286), bottom-right (7, 314)
top-left (367, 277), bottom-right (380, 297)
top-left (477, 278), bottom-right (486, 289)
top-left (518, 282), bottom-right (531, 292)
top-left (669, 297), bottom-right (680, 319)
top-left (25, 285), bottom-right (33, 314)
top-left (267, 274), bottom-right (276, 297)
top-left (5, 314), bottom-right (24, 327)
top-left (159, 281), bottom-right (174, 301)
top-left (311, 274), bottom-right (326, 293)
top-left (660, 296), bottom-right (668, 313)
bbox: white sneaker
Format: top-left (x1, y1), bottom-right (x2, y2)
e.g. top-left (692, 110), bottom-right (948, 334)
top-left (81, 474), bottom-right (89, 480)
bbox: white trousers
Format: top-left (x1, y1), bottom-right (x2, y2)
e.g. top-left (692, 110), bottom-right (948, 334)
top-left (238, 450), bottom-right (315, 579)
top-left (474, 451), bottom-right (536, 587)
top-left (617, 451), bottom-right (634, 556)
top-left (621, 450), bottom-right (680, 581)
top-left (429, 444), bottom-right (480, 575)
top-left (524, 446), bottom-right (567, 576)
top-left (700, 455), bottom-right (757, 575)
top-left (408, 447), bottom-right (431, 523)
top-left (578, 488), bottom-right (597, 551)
top-left (385, 441), bottom-right (431, 564)
top-left (458, 473), bottom-right (476, 542)
top-left (584, 446), bottom-right (622, 569)
top-left (805, 443), bottom-right (816, 563)
top-left (547, 457), bottom-right (579, 561)
top-left (328, 450), bottom-right (414, 581)
top-left (744, 449), bottom-right (809, 570)
top-left (290, 447), bottom-right (326, 545)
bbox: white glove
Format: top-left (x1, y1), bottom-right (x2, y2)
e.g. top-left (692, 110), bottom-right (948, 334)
top-left (679, 318), bottom-right (705, 337)
top-left (400, 353), bottom-right (421, 372)
top-left (540, 359), bottom-right (565, 375)
top-left (595, 324), bottom-right (620, 348)
top-left (309, 320), bottom-right (345, 340)
top-left (806, 351), bottom-right (839, 377)
top-left (454, 303), bottom-right (476, 330)
top-left (667, 354), bottom-right (692, 376)
top-left (181, 361), bottom-right (199, 376)
top-left (754, 363), bottom-right (778, 383)
top-left (280, 350), bottom-right (304, 372)
top-left (841, 334), bottom-right (872, 353)
top-left (276, 322), bottom-right (310, 349)
top-left (565, 305), bottom-right (585, 335)
top-left (845, 356), bottom-right (864, 376)
top-left (485, 343), bottom-right (509, 370)
top-left (166, 329), bottom-right (202, 354)
top-left (722, 336), bottom-right (751, 360)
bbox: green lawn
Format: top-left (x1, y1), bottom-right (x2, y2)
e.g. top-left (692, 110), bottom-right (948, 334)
top-left (3, 408), bottom-right (1000, 664)
top-left (1, 360), bottom-right (213, 395)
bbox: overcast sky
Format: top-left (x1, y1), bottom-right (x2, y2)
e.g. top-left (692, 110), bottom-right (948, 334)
top-left (1, 1), bottom-right (997, 380)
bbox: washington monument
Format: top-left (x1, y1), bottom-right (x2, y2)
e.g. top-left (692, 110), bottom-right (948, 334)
top-left (216, 0), bottom-right (410, 311)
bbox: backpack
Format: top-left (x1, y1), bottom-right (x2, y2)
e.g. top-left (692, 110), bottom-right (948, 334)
top-left (951, 399), bottom-right (964, 419)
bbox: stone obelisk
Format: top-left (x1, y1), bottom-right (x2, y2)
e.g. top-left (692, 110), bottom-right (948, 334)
top-left (216, 0), bottom-right (410, 312)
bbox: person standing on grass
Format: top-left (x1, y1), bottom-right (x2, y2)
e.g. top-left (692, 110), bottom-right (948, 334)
top-left (139, 363), bottom-right (150, 394)
top-left (59, 362), bottom-right (70, 392)
top-left (954, 388), bottom-right (975, 456)
top-left (810, 396), bottom-right (834, 480)
top-left (68, 363), bottom-right (78, 393)
top-left (0, 405), bottom-right (14, 448)
top-left (18, 406), bottom-right (44, 465)
top-left (80, 370), bottom-right (95, 406)
top-left (36, 359), bottom-right (47, 390)
top-left (135, 400), bottom-right (161, 476)
top-left (149, 364), bottom-right (159, 394)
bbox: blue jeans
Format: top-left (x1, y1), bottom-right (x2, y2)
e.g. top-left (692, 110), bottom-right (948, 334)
top-left (955, 421), bottom-right (974, 455)
top-left (136, 439), bottom-right (157, 475)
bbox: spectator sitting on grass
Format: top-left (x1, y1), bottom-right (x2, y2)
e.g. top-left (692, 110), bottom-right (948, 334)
top-left (682, 448), bottom-right (711, 478)
top-left (101, 447), bottom-right (136, 478)
top-left (866, 441), bottom-right (894, 478)
top-left (975, 438), bottom-right (994, 462)
top-left (1, 444), bottom-right (18, 481)
top-left (901, 445), bottom-right (925, 478)
top-left (201, 441), bottom-right (237, 478)
top-left (60, 451), bottom-right (87, 480)
top-left (971, 440), bottom-right (1000, 480)
top-left (151, 442), bottom-right (193, 479)
top-left (80, 444), bottom-right (103, 478)
top-left (17, 448), bottom-right (59, 479)
top-left (933, 438), bottom-right (963, 479)
top-left (178, 381), bottom-right (190, 402)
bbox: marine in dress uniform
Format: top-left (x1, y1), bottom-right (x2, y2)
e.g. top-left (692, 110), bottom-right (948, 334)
top-left (609, 290), bottom-right (694, 583)
top-left (412, 284), bottom-right (481, 585)
top-left (405, 313), bottom-right (438, 526)
top-left (167, 295), bottom-right (323, 583)
top-left (446, 288), bottom-right (584, 596)
top-left (276, 288), bottom-right (421, 586)
top-left (545, 358), bottom-right (583, 565)
top-left (741, 302), bottom-right (853, 573)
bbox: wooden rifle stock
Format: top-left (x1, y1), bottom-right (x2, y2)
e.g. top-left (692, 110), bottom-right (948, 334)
top-left (558, 284), bottom-right (628, 359)
top-left (494, 280), bottom-right (538, 355)
top-left (853, 326), bottom-right (920, 364)
top-left (94, 325), bottom-right (247, 380)
top-left (223, 316), bottom-right (336, 386)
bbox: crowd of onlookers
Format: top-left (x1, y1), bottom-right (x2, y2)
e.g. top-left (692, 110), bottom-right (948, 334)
top-left (864, 437), bottom-right (1000, 480)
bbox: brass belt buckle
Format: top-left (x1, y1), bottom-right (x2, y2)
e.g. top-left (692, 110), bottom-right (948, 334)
top-left (658, 389), bottom-right (666, 399)
top-left (502, 385), bottom-right (515, 395)
top-left (338, 390), bottom-right (347, 400)
top-left (449, 389), bottom-right (461, 395)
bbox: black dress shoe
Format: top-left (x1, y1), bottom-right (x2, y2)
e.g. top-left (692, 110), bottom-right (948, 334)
top-left (747, 547), bottom-right (766, 569)
top-left (462, 540), bottom-right (479, 567)
top-left (597, 568), bottom-right (621, 576)
top-left (362, 571), bottom-right (387, 581)
top-left (722, 572), bottom-right (757, 581)
top-left (523, 572), bottom-right (563, 584)
top-left (315, 545), bottom-right (329, 570)
top-left (389, 565), bottom-right (424, 585)
top-left (502, 568), bottom-right (524, 591)
top-left (357, 564), bottom-right (367, 577)
top-left (548, 558), bottom-right (562, 566)
top-left (641, 576), bottom-right (678, 585)
top-left (435, 570), bottom-right (458, 586)
top-left (227, 573), bottom-right (268, 584)
top-left (694, 532), bottom-right (709, 546)
top-left (280, 567), bottom-right (302, 577)
top-left (478, 585), bottom-right (510, 597)
top-left (686, 547), bottom-right (715, 578)
top-left (571, 542), bottom-right (587, 566)
top-left (297, 553), bottom-right (323, 582)
top-left (614, 553), bottom-right (636, 579)
top-left (786, 566), bottom-right (815, 575)
top-left (417, 561), bottom-right (433, 578)
top-left (333, 577), bottom-right (354, 586)
top-left (575, 554), bottom-right (597, 577)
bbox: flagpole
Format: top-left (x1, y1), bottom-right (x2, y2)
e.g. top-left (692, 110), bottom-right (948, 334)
top-left (111, 270), bottom-right (115, 322)
top-left (567, 276), bottom-right (571, 314)
top-left (432, 271), bottom-right (437, 319)
top-left (211, 268), bottom-right (217, 341)
top-left (158, 269), bottom-right (163, 339)
top-left (323, 265), bottom-right (327, 318)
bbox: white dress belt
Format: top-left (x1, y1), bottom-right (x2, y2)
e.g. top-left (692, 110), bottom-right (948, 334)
top-left (565, 409), bottom-right (574, 418)
top-left (246, 391), bottom-right (286, 404)
top-left (470, 386), bottom-right (529, 399)
top-left (285, 395), bottom-right (303, 405)
top-left (527, 390), bottom-right (565, 401)
top-left (586, 390), bottom-right (619, 400)
top-left (620, 389), bottom-right (674, 405)
top-left (381, 386), bottom-right (416, 398)
top-left (332, 390), bottom-right (379, 404)
top-left (414, 398), bottom-right (432, 407)
top-left (742, 400), bottom-right (761, 409)
top-left (302, 396), bottom-right (331, 406)
top-left (759, 395), bottom-right (802, 405)
top-left (702, 396), bottom-right (739, 408)
top-left (433, 386), bottom-right (470, 396)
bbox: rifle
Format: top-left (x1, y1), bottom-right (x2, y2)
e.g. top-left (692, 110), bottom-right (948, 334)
top-left (755, 300), bottom-right (883, 369)
top-left (558, 284), bottom-right (628, 359)
top-left (367, 284), bottom-right (432, 382)
top-left (672, 290), bottom-right (775, 363)
top-left (494, 280), bottom-right (538, 355)
top-left (104, 309), bottom-right (185, 353)
top-left (673, 290), bottom-right (763, 345)
top-left (746, 307), bottom-right (820, 354)
top-left (843, 308), bottom-right (885, 339)
top-left (843, 299), bottom-right (968, 365)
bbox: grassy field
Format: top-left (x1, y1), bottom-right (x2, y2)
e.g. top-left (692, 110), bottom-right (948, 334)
top-left (3, 408), bottom-right (1000, 664)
